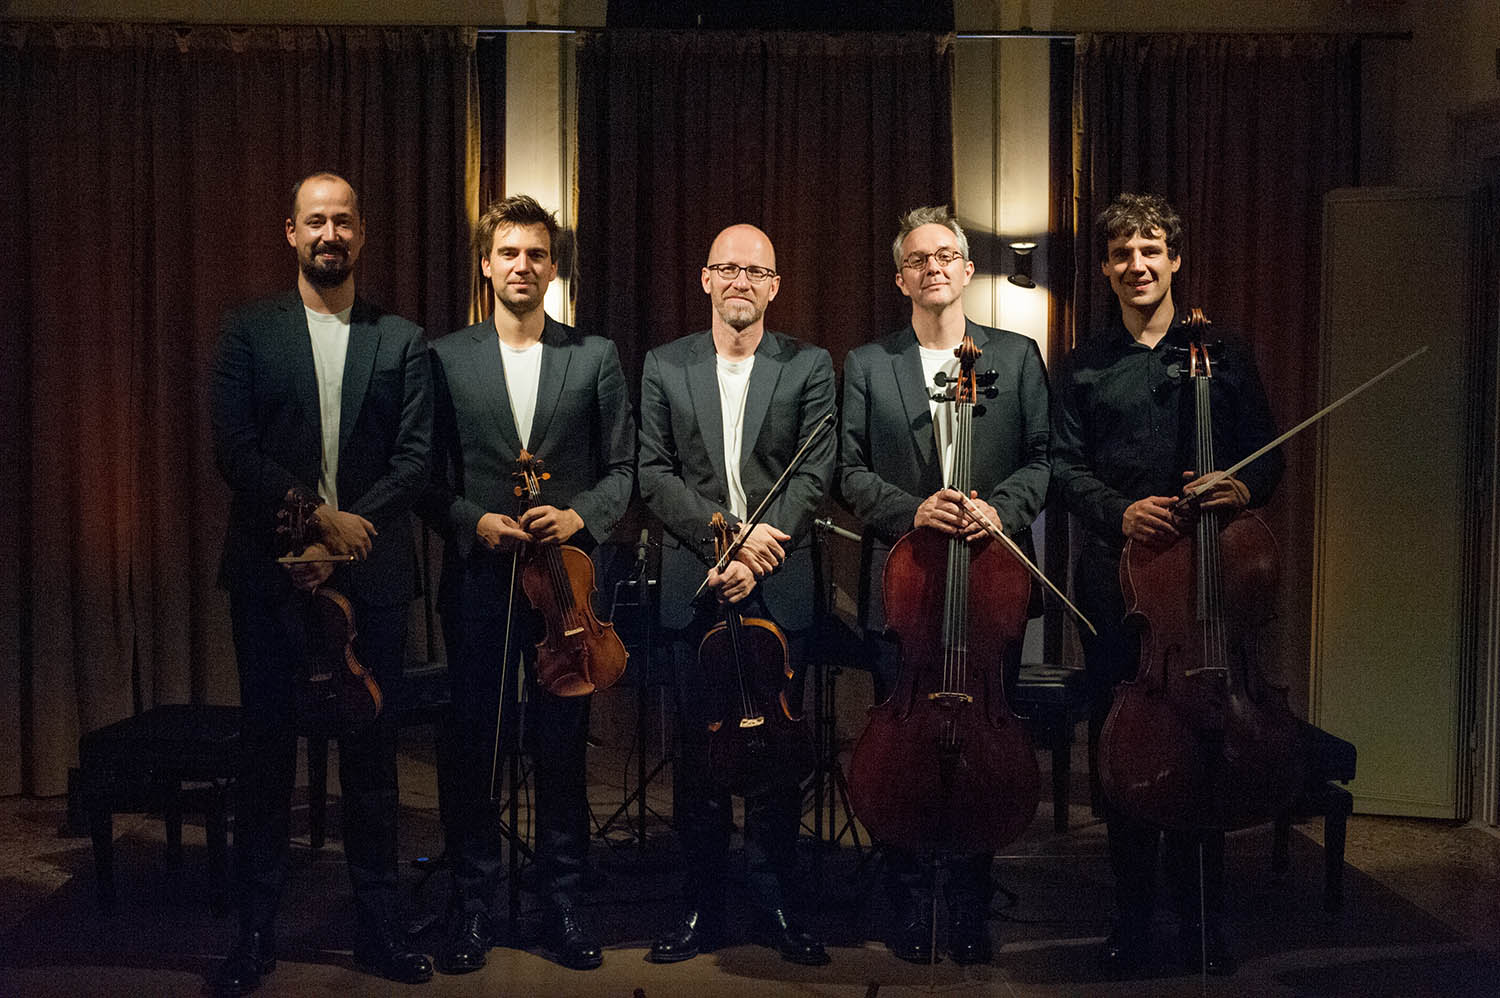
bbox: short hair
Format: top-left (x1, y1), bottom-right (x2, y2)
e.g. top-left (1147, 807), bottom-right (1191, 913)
top-left (1095, 193), bottom-right (1184, 261)
top-left (475, 194), bottom-right (560, 262)
top-left (892, 205), bottom-right (970, 270)
top-left (289, 171), bottom-right (360, 222)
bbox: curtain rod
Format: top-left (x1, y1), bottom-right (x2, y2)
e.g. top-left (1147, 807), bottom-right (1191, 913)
top-left (473, 26), bottom-right (1411, 40)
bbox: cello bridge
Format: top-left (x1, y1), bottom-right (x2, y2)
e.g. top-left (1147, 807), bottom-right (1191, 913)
top-left (927, 692), bottom-right (974, 706)
top-left (738, 717), bottom-right (766, 729)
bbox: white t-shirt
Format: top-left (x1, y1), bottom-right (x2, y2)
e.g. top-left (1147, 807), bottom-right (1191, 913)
top-left (501, 339), bottom-right (545, 448)
top-left (305, 306), bottom-right (352, 509)
top-left (919, 344), bottom-right (961, 485)
top-left (716, 353), bottom-right (756, 519)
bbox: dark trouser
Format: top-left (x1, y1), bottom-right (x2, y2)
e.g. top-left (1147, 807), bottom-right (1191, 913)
top-left (666, 606), bottom-right (808, 919)
top-left (438, 585), bottom-right (591, 916)
top-left (866, 633), bottom-right (1015, 913)
top-left (229, 587), bottom-right (405, 937)
top-left (1074, 543), bottom-right (1225, 931)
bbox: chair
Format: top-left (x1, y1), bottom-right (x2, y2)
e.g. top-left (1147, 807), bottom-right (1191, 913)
top-left (73, 704), bottom-right (240, 912)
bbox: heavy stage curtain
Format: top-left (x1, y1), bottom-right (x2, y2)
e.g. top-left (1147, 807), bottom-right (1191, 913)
top-left (575, 30), bottom-right (956, 386)
top-left (1070, 34), bottom-right (1360, 712)
top-left (0, 23), bottom-right (478, 795)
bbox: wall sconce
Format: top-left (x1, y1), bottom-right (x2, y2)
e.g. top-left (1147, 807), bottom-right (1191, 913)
top-left (1007, 241), bottom-right (1037, 288)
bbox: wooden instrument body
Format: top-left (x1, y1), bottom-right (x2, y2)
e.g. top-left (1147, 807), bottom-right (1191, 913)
top-left (521, 544), bottom-right (627, 697)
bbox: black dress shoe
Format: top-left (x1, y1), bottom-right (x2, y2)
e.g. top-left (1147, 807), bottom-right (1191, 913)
top-left (1100, 923), bottom-right (1150, 980)
top-left (216, 929), bottom-right (276, 997)
top-left (354, 921), bottom-right (434, 984)
top-left (889, 902), bottom-right (939, 964)
top-left (436, 910), bottom-right (490, 975)
top-left (753, 908), bottom-right (830, 966)
top-left (545, 906), bottom-right (603, 971)
top-left (947, 904), bottom-right (993, 966)
top-left (1180, 922), bottom-right (1236, 976)
top-left (648, 909), bottom-right (724, 964)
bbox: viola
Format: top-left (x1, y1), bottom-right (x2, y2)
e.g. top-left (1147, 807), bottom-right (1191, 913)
top-left (1099, 308), bottom-right (1304, 832)
top-left (275, 489), bottom-right (383, 732)
top-left (513, 450), bottom-right (628, 697)
top-left (699, 512), bottom-right (814, 798)
top-left (847, 335), bottom-right (1040, 855)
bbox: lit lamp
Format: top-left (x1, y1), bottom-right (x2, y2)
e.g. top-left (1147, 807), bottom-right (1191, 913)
top-left (1007, 241), bottom-right (1037, 288)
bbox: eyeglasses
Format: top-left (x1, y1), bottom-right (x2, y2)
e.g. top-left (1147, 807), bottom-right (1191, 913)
top-left (705, 263), bottom-right (778, 284)
top-left (900, 248), bottom-right (964, 271)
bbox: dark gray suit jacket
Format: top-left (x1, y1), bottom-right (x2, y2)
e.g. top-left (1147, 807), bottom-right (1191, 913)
top-left (837, 319), bottom-right (1050, 633)
top-left (419, 315), bottom-right (636, 615)
top-left (638, 329), bottom-right (836, 632)
top-left (211, 291), bottom-right (433, 606)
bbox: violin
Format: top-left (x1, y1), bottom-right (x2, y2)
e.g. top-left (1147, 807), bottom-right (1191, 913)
top-left (513, 450), bottom-right (628, 697)
top-left (699, 512), bottom-right (814, 798)
top-left (848, 335), bottom-right (1040, 854)
top-left (275, 489), bottom-right (383, 732)
top-left (1099, 308), bottom-right (1303, 832)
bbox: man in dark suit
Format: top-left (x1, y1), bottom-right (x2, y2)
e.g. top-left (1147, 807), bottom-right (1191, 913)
top-left (210, 171), bottom-right (433, 995)
top-left (837, 205), bottom-right (1051, 965)
top-left (418, 195), bottom-right (635, 974)
top-left (639, 223), bottom-right (834, 966)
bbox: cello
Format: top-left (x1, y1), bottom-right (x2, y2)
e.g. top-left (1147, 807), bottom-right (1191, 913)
top-left (512, 449), bottom-right (628, 697)
top-left (848, 335), bottom-right (1041, 855)
top-left (1099, 309), bottom-right (1303, 832)
top-left (699, 511), bottom-right (815, 798)
top-left (275, 488), bottom-right (383, 732)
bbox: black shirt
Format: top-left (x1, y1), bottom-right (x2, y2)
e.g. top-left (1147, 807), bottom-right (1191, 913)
top-left (1051, 311), bottom-right (1283, 552)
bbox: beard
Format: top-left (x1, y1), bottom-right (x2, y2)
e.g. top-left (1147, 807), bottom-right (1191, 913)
top-left (300, 242), bottom-right (353, 288)
top-left (716, 297), bottom-right (762, 331)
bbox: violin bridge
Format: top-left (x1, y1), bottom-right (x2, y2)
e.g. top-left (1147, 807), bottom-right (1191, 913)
top-left (927, 692), bottom-right (974, 705)
top-left (563, 626), bottom-right (584, 637)
top-left (739, 717), bottom-right (766, 729)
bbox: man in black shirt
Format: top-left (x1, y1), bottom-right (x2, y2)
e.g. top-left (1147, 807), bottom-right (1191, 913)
top-left (1051, 193), bottom-right (1282, 978)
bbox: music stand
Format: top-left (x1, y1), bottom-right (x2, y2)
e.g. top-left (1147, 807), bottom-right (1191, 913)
top-left (594, 544), bottom-right (674, 851)
top-left (807, 517), bottom-right (867, 887)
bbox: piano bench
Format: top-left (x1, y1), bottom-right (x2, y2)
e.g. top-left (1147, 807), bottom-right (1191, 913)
top-left (1014, 663), bottom-right (1092, 833)
top-left (73, 704), bottom-right (240, 913)
top-left (1273, 722), bottom-right (1357, 912)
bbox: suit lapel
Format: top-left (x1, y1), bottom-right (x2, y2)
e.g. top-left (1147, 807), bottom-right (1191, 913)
top-left (339, 300), bottom-right (378, 457)
top-left (739, 332), bottom-right (785, 471)
top-left (892, 326), bottom-right (937, 472)
top-left (471, 322), bottom-right (524, 460)
top-left (528, 316), bottom-right (572, 453)
top-left (280, 294), bottom-right (320, 431)
top-left (685, 333), bottom-right (728, 491)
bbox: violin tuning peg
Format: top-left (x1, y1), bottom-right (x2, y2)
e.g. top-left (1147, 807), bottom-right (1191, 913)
top-left (973, 404), bottom-right (987, 418)
top-left (978, 370), bottom-right (999, 386)
top-left (929, 391), bottom-right (950, 403)
top-left (931, 371), bottom-right (951, 387)
top-left (983, 386), bottom-right (999, 399)
top-left (513, 486), bottom-right (524, 497)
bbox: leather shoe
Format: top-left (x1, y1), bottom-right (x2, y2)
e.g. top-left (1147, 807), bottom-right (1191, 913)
top-left (436, 910), bottom-right (490, 975)
top-left (1180, 921), bottom-right (1236, 976)
top-left (354, 921), bottom-right (433, 984)
top-left (545, 905), bottom-right (603, 971)
top-left (648, 909), bottom-right (724, 964)
top-left (1100, 923), bottom-right (1150, 980)
top-left (753, 908), bottom-right (829, 966)
top-left (216, 929), bottom-right (276, 997)
top-left (889, 901), bottom-right (939, 964)
top-left (948, 904), bottom-right (993, 966)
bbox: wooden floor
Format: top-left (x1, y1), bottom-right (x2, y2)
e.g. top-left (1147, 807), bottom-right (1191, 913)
top-left (3, 716), bottom-right (1499, 998)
